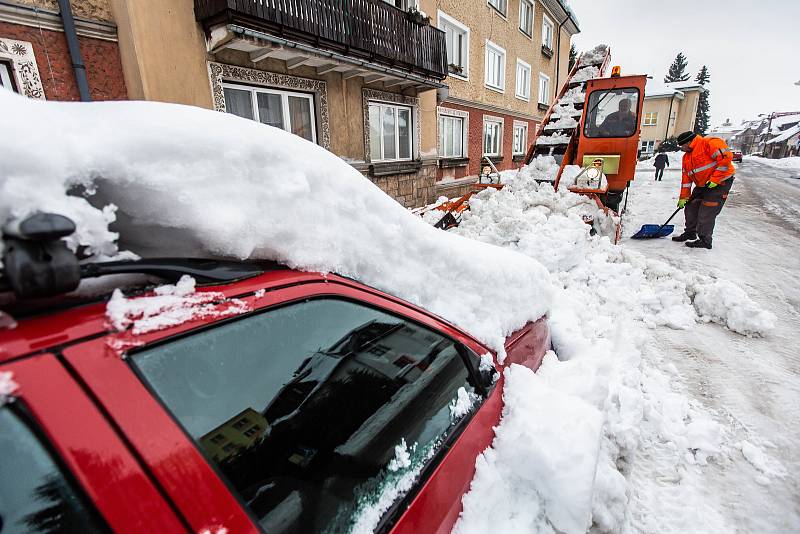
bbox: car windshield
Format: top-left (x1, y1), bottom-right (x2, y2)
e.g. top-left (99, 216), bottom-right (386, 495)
top-left (584, 87), bottom-right (640, 138)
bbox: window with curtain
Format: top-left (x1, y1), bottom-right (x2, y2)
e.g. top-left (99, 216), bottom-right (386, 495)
top-left (519, 0), bottom-right (534, 36)
top-left (439, 115), bottom-right (464, 158)
top-left (538, 73), bottom-right (550, 105)
top-left (369, 102), bottom-right (413, 162)
top-left (516, 59), bottom-right (531, 101)
top-left (542, 15), bottom-right (554, 49)
top-left (484, 41), bottom-right (506, 91)
top-left (439, 12), bottom-right (469, 78)
top-left (513, 123), bottom-right (528, 154)
top-left (483, 119), bottom-right (502, 156)
top-left (0, 61), bottom-right (17, 92)
top-left (223, 83), bottom-right (317, 143)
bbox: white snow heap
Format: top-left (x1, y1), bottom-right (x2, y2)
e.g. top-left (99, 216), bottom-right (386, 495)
top-left (578, 44), bottom-right (609, 67)
top-left (743, 155), bottom-right (800, 169)
top-left (544, 115), bottom-right (579, 130)
top-left (536, 132), bottom-right (572, 146)
top-left (550, 103), bottom-right (583, 118)
top-left (105, 275), bottom-right (250, 335)
top-left (560, 86), bottom-right (586, 105)
top-left (571, 66), bottom-right (600, 83)
top-left (0, 91), bottom-right (553, 354)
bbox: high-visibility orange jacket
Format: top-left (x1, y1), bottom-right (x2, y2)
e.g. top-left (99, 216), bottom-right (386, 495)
top-left (680, 135), bottom-right (736, 199)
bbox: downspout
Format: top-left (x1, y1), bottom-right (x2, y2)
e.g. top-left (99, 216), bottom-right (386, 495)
top-left (664, 92), bottom-right (676, 143)
top-left (57, 0), bottom-right (91, 101)
top-left (554, 13), bottom-right (569, 94)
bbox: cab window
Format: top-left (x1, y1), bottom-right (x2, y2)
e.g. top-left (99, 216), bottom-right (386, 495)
top-left (584, 87), bottom-right (640, 138)
top-left (0, 405), bottom-right (109, 534)
top-left (130, 298), bottom-right (483, 533)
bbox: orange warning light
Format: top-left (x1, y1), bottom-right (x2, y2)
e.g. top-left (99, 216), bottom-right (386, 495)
top-left (611, 66), bottom-right (621, 77)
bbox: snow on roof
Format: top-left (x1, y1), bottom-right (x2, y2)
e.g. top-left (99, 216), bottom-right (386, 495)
top-left (644, 79), bottom-right (704, 99)
top-left (769, 113), bottom-right (800, 133)
top-left (0, 90), bottom-right (552, 354)
top-left (767, 123), bottom-right (800, 144)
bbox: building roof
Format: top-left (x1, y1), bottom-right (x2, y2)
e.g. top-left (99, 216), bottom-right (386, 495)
top-left (644, 79), bottom-right (705, 100)
top-left (540, 0), bottom-right (580, 34)
top-left (770, 113), bottom-right (800, 133)
top-left (767, 123), bottom-right (800, 145)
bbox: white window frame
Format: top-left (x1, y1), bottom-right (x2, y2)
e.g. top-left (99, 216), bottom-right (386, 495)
top-left (484, 40), bottom-right (506, 92)
top-left (542, 13), bottom-right (554, 49)
top-left (488, 0), bottom-right (507, 17)
top-left (640, 140), bottom-right (655, 154)
top-left (222, 82), bottom-right (317, 143)
top-left (515, 58), bottom-right (531, 101)
top-left (0, 61), bottom-right (16, 92)
top-left (519, 0), bottom-right (534, 36)
top-left (369, 101), bottom-right (414, 162)
top-left (643, 112), bottom-right (658, 126)
top-left (438, 11), bottom-right (470, 80)
top-left (438, 113), bottom-right (466, 158)
top-left (483, 116), bottom-right (504, 156)
top-left (513, 121), bottom-right (528, 155)
top-left (538, 72), bottom-right (550, 105)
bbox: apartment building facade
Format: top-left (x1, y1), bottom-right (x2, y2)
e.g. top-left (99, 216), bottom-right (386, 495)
top-left (1, 0), bottom-right (577, 208)
top-left (425, 0), bottom-right (577, 193)
top-left (638, 79), bottom-right (704, 156)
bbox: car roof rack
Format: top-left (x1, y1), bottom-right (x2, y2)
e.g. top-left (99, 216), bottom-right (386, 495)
top-left (1, 212), bottom-right (280, 301)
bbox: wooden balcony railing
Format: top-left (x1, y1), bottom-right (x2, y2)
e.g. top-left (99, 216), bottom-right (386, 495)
top-left (195, 0), bottom-right (448, 80)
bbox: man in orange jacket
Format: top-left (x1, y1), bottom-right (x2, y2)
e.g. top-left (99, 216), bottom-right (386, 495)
top-left (671, 131), bottom-right (736, 249)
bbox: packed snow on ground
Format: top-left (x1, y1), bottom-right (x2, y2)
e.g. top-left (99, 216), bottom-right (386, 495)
top-left (0, 90), bottom-right (551, 355)
top-left (744, 155), bottom-right (800, 169)
top-left (424, 164), bottom-right (783, 532)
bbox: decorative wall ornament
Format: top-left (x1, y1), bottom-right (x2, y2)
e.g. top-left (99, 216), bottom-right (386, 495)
top-left (362, 88), bottom-right (421, 163)
top-left (207, 62), bottom-right (331, 150)
top-left (0, 37), bottom-right (45, 99)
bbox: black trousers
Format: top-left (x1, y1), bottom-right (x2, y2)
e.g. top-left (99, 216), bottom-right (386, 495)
top-left (684, 177), bottom-right (734, 244)
top-left (655, 167), bottom-right (665, 180)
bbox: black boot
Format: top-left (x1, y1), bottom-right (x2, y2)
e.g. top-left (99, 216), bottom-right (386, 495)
top-left (672, 230), bottom-right (697, 242)
top-left (685, 238), bottom-right (712, 249)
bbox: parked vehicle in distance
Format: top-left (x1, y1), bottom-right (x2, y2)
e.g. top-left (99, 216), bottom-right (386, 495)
top-left (0, 217), bottom-right (550, 534)
top-left (732, 150), bottom-right (743, 162)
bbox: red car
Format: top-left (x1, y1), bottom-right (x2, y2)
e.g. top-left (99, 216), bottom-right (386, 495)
top-left (0, 215), bottom-right (549, 533)
top-left (732, 150), bottom-right (743, 163)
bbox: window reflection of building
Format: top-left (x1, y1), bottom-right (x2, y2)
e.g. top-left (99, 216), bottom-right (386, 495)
top-left (199, 407), bottom-right (269, 462)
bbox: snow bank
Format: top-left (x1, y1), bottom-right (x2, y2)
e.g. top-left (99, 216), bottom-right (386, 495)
top-left (688, 276), bottom-right (776, 336)
top-left (454, 361), bottom-right (602, 534)
top-left (0, 91), bottom-right (553, 354)
top-left (105, 275), bottom-right (250, 335)
top-left (744, 155), bottom-right (800, 169)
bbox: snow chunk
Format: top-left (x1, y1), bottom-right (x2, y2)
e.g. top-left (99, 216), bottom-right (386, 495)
top-left (516, 155), bottom-right (561, 182)
top-left (689, 277), bottom-right (776, 336)
top-left (739, 441), bottom-right (786, 478)
top-left (578, 44), bottom-right (609, 67)
top-left (571, 66), bottom-right (600, 83)
top-left (105, 275), bottom-right (250, 334)
top-left (387, 438), bottom-right (412, 472)
top-left (544, 115), bottom-right (579, 130)
top-left (536, 132), bottom-right (572, 146)
top-left (454, 364), bottom-right (602, 534)
top-left (559, 86), bottom-right (586, 105)
top-left (450, 386), bottom-right (480, 419)
top-left (0, 91), bottom-right (553, 354)
top-left (0, 371), bottom-right (19, 405)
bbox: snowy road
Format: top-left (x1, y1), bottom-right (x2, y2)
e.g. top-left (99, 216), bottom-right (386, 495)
top-left (624, 162), bottom-right (800, 533)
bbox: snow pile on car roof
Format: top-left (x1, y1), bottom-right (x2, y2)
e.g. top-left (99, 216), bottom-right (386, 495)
top-left (0, 91), bottom-right (551, 353)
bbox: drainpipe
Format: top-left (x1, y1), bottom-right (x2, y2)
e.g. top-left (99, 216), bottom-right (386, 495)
top-left (554, 13), bottom-right (569, 94)
top-left (57, 0), bottom-right (91, 101)
top-left (663, 92), bottom-right (676, 143)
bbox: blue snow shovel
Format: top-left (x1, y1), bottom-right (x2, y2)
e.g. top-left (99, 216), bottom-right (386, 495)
top-left (631, 207), bottom-right (682, 239)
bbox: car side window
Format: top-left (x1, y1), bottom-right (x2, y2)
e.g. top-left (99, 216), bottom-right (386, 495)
top-left (131, 298), bottom-right (483, 533)
top-left (0, 405), bottom-right (109, 534)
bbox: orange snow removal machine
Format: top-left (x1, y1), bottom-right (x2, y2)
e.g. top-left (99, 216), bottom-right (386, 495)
top-left (430, 45), bottom-right (646, 242)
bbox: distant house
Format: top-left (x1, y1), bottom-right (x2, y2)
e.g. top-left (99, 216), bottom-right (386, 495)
top-left (638, 80), bottom-right (706, 156)
top-left (764, 113), bottom-right (800, 158)
top-left (708, 119), bottom-right (740, 144)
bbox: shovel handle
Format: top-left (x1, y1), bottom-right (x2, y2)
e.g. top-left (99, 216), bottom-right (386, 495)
top-left (656, 207), bottom-right (682, 233)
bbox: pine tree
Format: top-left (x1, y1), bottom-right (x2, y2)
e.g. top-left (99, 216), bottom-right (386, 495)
top-left (660, 136), bottom-right (679, 152)
top-left (664, 53), bottom-right (690, 82)
top-left (569, 43), bottom-right (577, 71)
top-left (694, 65), bottom-right (710, 135)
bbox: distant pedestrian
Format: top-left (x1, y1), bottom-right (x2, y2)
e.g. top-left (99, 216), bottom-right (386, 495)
top-left (671, 131), bottom-right (736, 249)
top-left (654, 151), bottom-right (669, 181)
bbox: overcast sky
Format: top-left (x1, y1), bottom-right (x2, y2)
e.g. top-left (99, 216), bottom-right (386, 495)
top-left (567, 0), bottom-right (800, 128)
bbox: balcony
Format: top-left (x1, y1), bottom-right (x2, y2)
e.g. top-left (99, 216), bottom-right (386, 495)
top-left (195, 0), bottom-right (448, 81)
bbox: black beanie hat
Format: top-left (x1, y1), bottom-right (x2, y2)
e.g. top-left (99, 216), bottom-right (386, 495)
top-left (677, 131), bottom-right (697, 145)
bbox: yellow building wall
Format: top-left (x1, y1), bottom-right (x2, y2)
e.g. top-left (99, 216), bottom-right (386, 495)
top-left (11, 0), bottom-right (113, 22)
top-left (641, 89), bottom-right (701, 145)
top-left (110, 0), bottom-right (212, 107)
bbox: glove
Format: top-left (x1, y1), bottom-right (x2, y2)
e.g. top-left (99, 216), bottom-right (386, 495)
top-left (705, 181), bottom-right (718, 189)
top-left (677, 199), bottom-right (688, 209)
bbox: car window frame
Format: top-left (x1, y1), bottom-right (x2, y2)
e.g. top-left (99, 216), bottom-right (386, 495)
top-left (63, 279), bottom-right (497, 534)
top-left (0, 354), bottom-right (186, 532)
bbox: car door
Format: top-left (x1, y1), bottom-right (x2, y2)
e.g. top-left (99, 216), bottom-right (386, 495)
top-left (0, 354), bottom-right (185, 533)
top-left (64, 279), bottom-right (505, 533)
